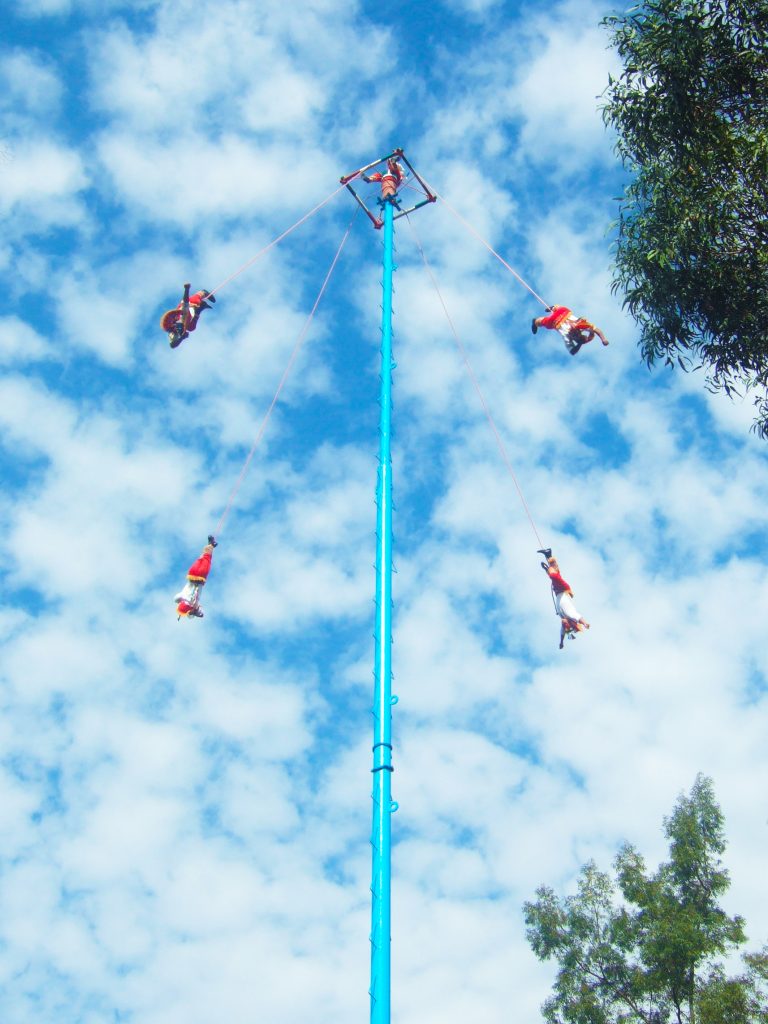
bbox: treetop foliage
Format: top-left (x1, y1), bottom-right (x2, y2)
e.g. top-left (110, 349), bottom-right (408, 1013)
top-left (524, 774), bottom-right (762, 1024)
top-left (601, 0), bottom-right (768, 436)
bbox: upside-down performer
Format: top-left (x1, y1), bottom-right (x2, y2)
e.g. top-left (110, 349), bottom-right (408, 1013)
top-left (538, 548), bottom-right (590, 649)
top-left (160, 284), bottom-right (217, 349)
top-left (531, 305), bottom-right (609, 356)
top-left (174, 536), bottom-right (218, 619)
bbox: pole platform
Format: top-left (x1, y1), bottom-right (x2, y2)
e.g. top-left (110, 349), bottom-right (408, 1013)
top-left (340, 148), bottom-right (436, 230)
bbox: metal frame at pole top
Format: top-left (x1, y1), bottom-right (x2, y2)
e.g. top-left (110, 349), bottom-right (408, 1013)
top-left (370, 193), bottom-right (395, 1024)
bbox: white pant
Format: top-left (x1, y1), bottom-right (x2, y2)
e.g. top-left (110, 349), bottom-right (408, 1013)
top-left (174, 580), bottom-right (203, 606)
top-left (555, 590), bottom-right (582, 623)
top-left (557, 325), bottom-right (579, 352)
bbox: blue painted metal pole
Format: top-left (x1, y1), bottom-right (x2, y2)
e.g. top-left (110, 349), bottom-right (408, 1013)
top-left (370, 194), bottom-right (395, 1024)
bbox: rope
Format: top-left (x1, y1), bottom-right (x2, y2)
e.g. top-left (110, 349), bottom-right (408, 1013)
top-left (404, 213), bottom-right (545, 550)
top-left (420, 178), bottom-right (550, 309)
top-left (213, 209), bottom-right (358, 537)
top-left (205, 183), bottom-right (346, 301)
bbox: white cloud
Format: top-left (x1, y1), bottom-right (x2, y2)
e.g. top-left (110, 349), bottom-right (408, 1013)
top-left (15, 0), bottom-right (154, 14)
top-left (13, 0), bottom-right (72, 14)
top-left (0, 49), bottom-right (62, 116)
top-left (0, 316), bottom-right (53, 363)
top-left (217, 445), bottom-right (375, 630)
top-left (240, 68), bottom-right (324, 131)
top-left (503, 3), bottom-right (620, 168)
top-left (0, 375), bottom-right (204, 599)
top-left (0, 140), bottom-right (87, 221)
top-left (442, 0), bottom-right (503, 12)
top-left (97, 132), bottom-right (338, 223)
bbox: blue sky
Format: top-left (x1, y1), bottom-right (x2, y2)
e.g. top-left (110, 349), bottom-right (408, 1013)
top-left (2, 0), bottom-right (768, 1022)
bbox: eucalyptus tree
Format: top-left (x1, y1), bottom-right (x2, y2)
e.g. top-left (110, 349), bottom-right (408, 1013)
top-left (601, 0), bottom-right (768, 436)
top-left (524, 776), bottom-right (761, 1024)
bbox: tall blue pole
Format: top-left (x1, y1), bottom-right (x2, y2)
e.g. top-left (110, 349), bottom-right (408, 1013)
top-left (370, 193), bottom-right (395, 1024)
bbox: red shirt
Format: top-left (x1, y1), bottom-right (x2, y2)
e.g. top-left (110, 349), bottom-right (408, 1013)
top-left (548, 569), bottom-right (571, 594)
top-left (367, 161), bottom-right (404, 186)
top-left (176, 291), bottom-right (208, 311)
top-left (539, 306), bottom-right (572, 330)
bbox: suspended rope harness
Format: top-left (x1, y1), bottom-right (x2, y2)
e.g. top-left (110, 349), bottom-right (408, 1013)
top-left (204, 183), bottom-right (347, 302)
top-left (212, 209), bottom-right (358, 537)
top-left (403, 213), bottom-right (545, 550)
top-left (420, 179), bottom-right (551, 310)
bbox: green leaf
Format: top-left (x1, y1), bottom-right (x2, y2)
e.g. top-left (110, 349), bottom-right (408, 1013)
top-left (601, 0), bottom-right (768, 437)
top-left (524, 777), bottom-right (751, 1024)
